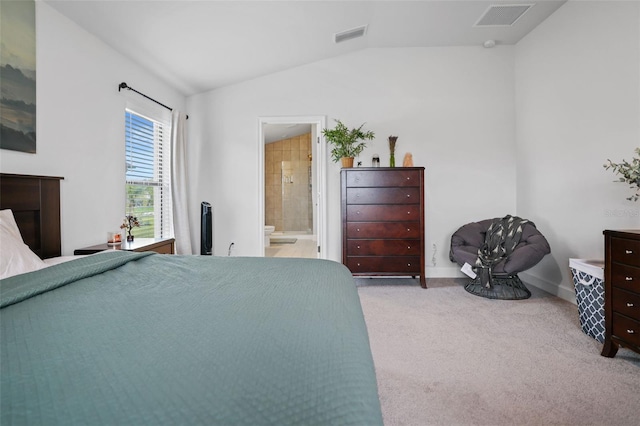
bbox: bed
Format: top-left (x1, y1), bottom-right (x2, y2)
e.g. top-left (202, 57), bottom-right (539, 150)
top-left (0, 174), bottom-right (383, 425)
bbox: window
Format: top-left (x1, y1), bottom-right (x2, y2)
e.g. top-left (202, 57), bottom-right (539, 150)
top-left (125, 109), bottom-right (172, 238)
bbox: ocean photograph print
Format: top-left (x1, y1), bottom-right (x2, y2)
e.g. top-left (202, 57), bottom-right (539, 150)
top-left (0, 0), bottom-right (36, 153)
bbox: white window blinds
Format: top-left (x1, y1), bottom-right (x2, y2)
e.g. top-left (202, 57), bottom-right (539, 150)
top-left (125, 108), bottom-right (173, 238)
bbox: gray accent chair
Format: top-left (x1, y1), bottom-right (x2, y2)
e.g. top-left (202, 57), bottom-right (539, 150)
top-left (449, 218), bottom-right (551, 299)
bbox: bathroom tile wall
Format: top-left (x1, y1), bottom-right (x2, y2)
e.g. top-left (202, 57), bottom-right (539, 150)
top-left (265, 133), bottom-right (312, 232)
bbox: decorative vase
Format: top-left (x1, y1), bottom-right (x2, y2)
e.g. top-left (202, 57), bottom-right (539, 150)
top-left (127, 232), bottom-right (134, 242)
top-left (341, 157), bottom-right (354, 168)
top-left (388, 135), bottom-right (398, 168)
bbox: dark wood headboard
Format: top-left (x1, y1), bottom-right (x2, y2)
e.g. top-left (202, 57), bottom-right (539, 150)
top-left (0, 173), bottom-right (64, 259)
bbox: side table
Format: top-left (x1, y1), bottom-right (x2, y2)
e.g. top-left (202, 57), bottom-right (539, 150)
top-left (74, 237), bottom-right (175, 255)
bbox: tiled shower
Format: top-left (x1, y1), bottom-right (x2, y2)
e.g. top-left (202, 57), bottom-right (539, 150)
top-left (264, 133), bottom-right (313, 233)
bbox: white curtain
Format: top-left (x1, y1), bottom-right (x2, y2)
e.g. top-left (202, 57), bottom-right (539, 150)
top-left (171, 110), bottom-right (193, 254)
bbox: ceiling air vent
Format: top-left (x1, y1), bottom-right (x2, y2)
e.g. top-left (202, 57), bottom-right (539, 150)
top-left (474, 4), bottom-right (534, 27)
top-left (334, 25), bottom-right (367, 43)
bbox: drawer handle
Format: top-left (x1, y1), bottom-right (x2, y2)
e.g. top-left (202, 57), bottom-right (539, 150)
top-left (356, 211), bottom-right (361, 215)
top-left (407, 228), bottom-right (411, 232)
top-left (627, 302), bottom-right (635, 307)
top-left (406, 177), bottom-right (410, 180)
top-left (626, 250), bottom-right (634, 254)
top-left (356, 245), bottom-right (360, 249)
top-left (406, 194), bottom-right (411, 198)
top-left (407, 211), bottom-right (411, 215)
top-left (407, 263), bottom-right (411, 267)
top-left (357, 263), bottom-right (361, 267)
top-left (407, 246), bottom-right (411, 249)
top-left (356, 228), bottom-right (360, 232)
top-left (625, 277), bottom-right (633, 281)
top-left (627, 329), bottom-right (636, 334)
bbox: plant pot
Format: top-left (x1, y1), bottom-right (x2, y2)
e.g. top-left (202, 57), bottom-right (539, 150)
top-left (341, 157), bottom-right (354, 168)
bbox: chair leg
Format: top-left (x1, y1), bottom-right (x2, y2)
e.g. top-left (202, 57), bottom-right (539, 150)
top-left (464, 274), bottom-right (531, 300)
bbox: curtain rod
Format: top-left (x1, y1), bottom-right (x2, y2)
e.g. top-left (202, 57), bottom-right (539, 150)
top-left (118, 82), bottom-right (188, 119)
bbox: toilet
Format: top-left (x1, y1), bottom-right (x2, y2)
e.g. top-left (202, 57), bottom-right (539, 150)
top-left (264, 225), bottom-right (275, 247)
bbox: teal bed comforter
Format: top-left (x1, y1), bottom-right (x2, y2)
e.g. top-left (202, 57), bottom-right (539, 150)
top-left (1, 252), bottom-right (383, 425)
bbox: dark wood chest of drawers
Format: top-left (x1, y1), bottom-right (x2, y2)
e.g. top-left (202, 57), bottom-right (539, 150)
top-left (341, 167), bottom-right (426, 288)
top-left (602, 229), bottom-right (640, 357)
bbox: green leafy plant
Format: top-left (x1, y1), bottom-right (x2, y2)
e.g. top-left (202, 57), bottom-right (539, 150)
top-left (322, 119), bottom-right (375, 163)
top-left (604, 147), bottom-right (640, 202)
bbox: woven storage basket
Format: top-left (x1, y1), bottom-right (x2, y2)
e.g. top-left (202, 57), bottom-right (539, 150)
top-left (569, 259), bottom-right (605, 343)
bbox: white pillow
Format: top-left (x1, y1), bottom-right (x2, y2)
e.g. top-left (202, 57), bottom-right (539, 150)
top-left (0, 209), bottom-right (23, 242)
top-left (0, 227), bottom-right (46, 279)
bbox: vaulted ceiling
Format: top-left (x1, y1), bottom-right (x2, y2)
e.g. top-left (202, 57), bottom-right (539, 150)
top-left (44, 0), bottom-right (566, 96)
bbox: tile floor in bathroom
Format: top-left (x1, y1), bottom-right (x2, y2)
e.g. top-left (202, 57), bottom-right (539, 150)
top-left (265, 233), bottom-right (317, 259)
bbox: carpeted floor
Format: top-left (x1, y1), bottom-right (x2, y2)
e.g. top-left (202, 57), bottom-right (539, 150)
top-left (356, 277), bottom-right (640, 426)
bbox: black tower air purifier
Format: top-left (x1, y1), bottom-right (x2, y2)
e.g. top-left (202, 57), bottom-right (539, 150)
top-left (201, 202), bottom-right (212, 255)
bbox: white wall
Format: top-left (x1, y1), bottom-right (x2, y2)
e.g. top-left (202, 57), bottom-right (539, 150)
top-left (515, 0), bottom-right (640, 300)
top-left (8, 1), bottom-right (632, 300)
top-left (0, 2), bottom-right (185, 255)
top-left (187, 46), bottom-right (517, 273)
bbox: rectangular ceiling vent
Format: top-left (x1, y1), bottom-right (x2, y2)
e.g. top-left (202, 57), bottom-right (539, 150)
top-left (334, 25), bottom-right (367, 43)
top-left (474, 4), bottom-right (534, 27)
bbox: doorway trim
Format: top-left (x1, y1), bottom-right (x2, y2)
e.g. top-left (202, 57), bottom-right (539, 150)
top-left (258, 115), bottom-right (327, 259)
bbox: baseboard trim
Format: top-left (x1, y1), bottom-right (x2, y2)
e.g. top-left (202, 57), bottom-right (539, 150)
top-left (426, 267), bottom-right (577, 304)
top-left (520, 271), bottom-right (576, 304)
top-left (426, 266), bottom-right (465, 278)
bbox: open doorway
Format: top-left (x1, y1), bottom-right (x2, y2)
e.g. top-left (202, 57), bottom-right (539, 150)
top-left (258, 116), bottom-right (327, 259)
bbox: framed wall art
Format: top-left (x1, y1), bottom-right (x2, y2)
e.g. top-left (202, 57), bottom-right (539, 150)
top-left (1, 0), bottom-right (36, 153)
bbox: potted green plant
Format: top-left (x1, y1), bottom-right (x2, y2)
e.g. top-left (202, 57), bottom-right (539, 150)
top-left (322, 119), bottom-right (375, 168)
top-left (604, 148), bottom-right (640, 202)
